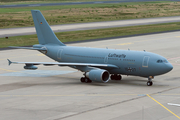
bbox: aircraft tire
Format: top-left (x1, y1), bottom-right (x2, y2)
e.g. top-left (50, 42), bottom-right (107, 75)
top-left (80, 77), bottom-right (85, 83)
top-left (88, 79), bottom-right (92, 83)
top-left (117, 75), bottom-right (122, 80)
top-left (85, 78), bottom-right (89, 83)
top-left (111, 74), bottom-right (122, 80)
top-left (111, 75), bottom-right (115, 80)
top-left (150, 81), bottom-right (153, 86)
top-left (147, 81), bottom-right (153, 86)
top-left (115, 75), bottom-right (118, 80)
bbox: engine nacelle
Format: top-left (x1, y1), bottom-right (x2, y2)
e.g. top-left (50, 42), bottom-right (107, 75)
top-left (85, 69), bottom-right (110, 83)
top-left (24, 64), bottom-right (38, 70)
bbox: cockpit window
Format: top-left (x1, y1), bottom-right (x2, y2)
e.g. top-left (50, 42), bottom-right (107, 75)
top-left (157, 59), bottom-right (168, 63)
top-left (157, 60), bottom-right (163, 63)
top-left (163, 60), bottom-right (168, 63)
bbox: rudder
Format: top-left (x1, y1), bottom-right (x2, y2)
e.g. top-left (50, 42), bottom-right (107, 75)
top-left (31, 10), bottom-right (65, 46)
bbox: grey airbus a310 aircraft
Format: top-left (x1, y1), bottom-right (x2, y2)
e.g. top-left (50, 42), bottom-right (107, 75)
top-left (8, 10), bottom-right (173, 86)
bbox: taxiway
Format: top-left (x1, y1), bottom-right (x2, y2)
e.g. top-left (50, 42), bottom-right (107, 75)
top-left (0, 31), bottom-right (180, 120)
top-left (1, 16), bottom-right (180, 38)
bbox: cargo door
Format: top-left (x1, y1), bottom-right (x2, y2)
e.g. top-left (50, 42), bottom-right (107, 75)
top-left (57, 49), bottom-right (63, 60)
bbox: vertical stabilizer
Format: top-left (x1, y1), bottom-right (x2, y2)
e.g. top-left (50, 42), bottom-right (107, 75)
top-left (31, 10), bottom-right (65, 46)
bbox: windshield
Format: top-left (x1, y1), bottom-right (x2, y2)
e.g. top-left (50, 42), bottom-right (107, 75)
top-left (157, 59), bottom-right (168, 63)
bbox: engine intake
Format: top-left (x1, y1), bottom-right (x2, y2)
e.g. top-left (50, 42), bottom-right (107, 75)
top-left (85, 69), bottom-right (110, 83)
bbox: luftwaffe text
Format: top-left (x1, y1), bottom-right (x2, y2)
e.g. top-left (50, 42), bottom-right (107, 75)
top-left (108, 53), bottom-right (126, 58)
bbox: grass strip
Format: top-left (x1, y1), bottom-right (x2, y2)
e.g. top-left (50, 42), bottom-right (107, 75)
top-left (0, 0), bottom-right (114, 5)
top-left (1, 1), bottom-right (168, 13)
top-left (1, 1), bottom-right (179, 28)
top-left (1, 22), bottom-right (180, 48)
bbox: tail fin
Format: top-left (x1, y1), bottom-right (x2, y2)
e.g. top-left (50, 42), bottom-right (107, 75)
top-left (31, 10), bottom-right (65, 46)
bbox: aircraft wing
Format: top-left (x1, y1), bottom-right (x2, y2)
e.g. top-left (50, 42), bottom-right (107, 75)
top-left (7, 59), bottom-right (118, 69)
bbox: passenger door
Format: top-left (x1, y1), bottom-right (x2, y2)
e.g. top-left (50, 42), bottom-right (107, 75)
top-left (142, 56), bottom-right (150, 67)
top-left (104, 56), bottom-right (108, 63)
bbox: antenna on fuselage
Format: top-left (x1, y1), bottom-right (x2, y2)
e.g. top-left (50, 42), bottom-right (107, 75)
top-left (144, 50), bottom-right (146, 52)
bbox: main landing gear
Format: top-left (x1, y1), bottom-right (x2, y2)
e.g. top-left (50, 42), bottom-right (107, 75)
top-left (147, 76), bottom-right (153, 86)
top-left (111, 74), bottom-right (122, 80)
top-left (80, 77), bottom-right (92, 83)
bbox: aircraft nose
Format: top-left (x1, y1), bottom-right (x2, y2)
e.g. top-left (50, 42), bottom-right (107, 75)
top-left (165, 63), bottom-right (173, 72)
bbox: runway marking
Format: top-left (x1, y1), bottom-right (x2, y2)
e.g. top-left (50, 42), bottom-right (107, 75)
top-left (0, 68), bottom-right (18, 72)
top-left (37, 54), bottom-right (45, 56)
top-left (117, 43), bottom-right (133, 45)
top-left (175, 59), bottom-right (180, 63)
top-left (98, 36), bottom-right (173, 48)
top-left (168, 57), bottom-right (180, 60)
top-left (134, 37), bottom-right (164, 43)
top-left (168, 103), bottom-right (180, 107)
top-left (167, 57), bottom-right (180, 66)
top-left (147, 94), bottom-right (180, 119)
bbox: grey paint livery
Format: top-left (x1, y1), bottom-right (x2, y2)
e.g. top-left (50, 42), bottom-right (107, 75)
top-left (8, 10), bottom-right (173, 86)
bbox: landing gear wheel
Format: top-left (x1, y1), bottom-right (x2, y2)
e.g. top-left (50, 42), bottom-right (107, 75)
top-left (80, 77), bottom-right (85, 83)
top-left (88, 80), bottom-right (92, 83)
top-left (85, 78), bottom-right (92, 83)
top-left (147, 81), bottom-right (153, 86)
top-left (111, 75), bottom-right (114, 80)
top-left (81, 76), bottom-right (92, 83)
top-left (150, 81), bottom-right (153, 86)
top-left (147, 76), bottom-right (154, 86)
top-left (85, 78), bottom-right (89, 83)
top-left (117, 75), bottom-right (122, 80)
top-left (111, 74), bottom-right (122, 80)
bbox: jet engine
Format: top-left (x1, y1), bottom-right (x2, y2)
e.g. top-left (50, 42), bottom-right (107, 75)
top-left (85, 69), bottom-right (110, 83)
top-left (24, 64), bottom-right (38, 70)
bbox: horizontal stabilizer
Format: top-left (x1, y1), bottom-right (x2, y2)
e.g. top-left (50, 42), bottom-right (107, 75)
top-left (7, 59), bottom-right (12, 66)
top-left (9, 46), bottom-right (47, 51)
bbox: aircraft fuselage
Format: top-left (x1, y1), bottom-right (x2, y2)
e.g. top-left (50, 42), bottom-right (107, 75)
top-left (42, 44), bottom-right (173, 78)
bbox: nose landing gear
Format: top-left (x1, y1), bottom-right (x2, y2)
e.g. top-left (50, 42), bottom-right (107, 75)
top-left (147, 76), bottom-right (154, 86)
top-left (147, 81), bottom-right (153, 86)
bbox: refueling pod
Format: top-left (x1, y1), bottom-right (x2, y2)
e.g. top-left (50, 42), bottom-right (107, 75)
top-left (85, 69), bottom-right (110, 83)
top-left (24, 64), bottom-right (38, 70)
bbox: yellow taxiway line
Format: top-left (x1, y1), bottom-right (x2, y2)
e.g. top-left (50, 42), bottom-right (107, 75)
top-left (147, 94), bottom-right (180, 119)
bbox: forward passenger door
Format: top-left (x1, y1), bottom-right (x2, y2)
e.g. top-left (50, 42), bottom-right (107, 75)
top-left (142, 56), bottom-right (150, 68)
